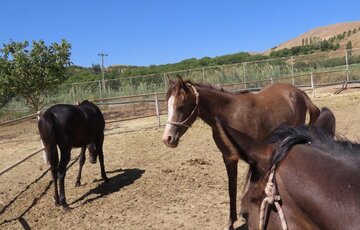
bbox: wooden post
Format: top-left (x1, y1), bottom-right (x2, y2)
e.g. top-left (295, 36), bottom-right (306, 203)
top-left (155, 92), bottom-right (161, 126)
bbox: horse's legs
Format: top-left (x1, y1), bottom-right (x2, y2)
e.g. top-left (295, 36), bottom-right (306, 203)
top-left (224, 160), bottom-right (239, 230)
top-left (212, 130), bottom-right (239, 230)
top-left (58, 146), bottom-right (71, 209)
top-left (49, 146), bottom-right (60, 205)
top-left (96, 133), bottom-right (109, 181)
top-left (75, 147), bottom-right (86, 187)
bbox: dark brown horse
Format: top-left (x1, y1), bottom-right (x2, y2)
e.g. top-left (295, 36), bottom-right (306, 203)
top-left (161, 76), bottom-right (320, 229)
top-left (38, 100), bottom-right (108, 209)
top-left (217, 107), bottom-right (360, 229)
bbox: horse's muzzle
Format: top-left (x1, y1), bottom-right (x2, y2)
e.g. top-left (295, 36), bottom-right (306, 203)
top-left (89, 158), bottom-right (97, 164)
top-left (162, 136), bottom-right (178, 148)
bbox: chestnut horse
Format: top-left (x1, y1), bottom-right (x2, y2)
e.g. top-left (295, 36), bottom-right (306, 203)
top-left (161, 76), bottom-right (320, 229)
top-left (216, 107), bottom-right (360, 229)
top-left (38, 100), bottom-right (108, 209)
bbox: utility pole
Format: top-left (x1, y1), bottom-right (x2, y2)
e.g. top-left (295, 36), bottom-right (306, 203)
top-left (98, 52), bottom-right (108, 91)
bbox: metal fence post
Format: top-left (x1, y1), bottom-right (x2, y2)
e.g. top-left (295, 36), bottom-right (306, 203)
top-left (345, 49), bottom-right (349, 82)
top-left (291, 56), bottom-right (295, 85)
top-left (99, 81), bottom-right (103, 99)
top-left (155, 92), bottom-right (161, 126)
top-left (71, 84), bottom-right (76, 104)
top-left (163, 73), bottom-right (168, 90)
top-left (202, 67), bottom-right (205, 83)
top-left (310, 72), bottom-right (315, 98)
top-left (242, 62), bottom-right (247, 89)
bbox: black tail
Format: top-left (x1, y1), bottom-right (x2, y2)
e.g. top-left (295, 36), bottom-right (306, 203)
top-left (38, 112), bottom-right (56, 165)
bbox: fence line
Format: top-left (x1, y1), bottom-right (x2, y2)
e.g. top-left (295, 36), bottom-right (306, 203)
top-left (0, 148), bottom-right (44, 176)
top-left (0, 113), bottom-right (37, 126)
top-left (1, 75), bottom-right (359, 177)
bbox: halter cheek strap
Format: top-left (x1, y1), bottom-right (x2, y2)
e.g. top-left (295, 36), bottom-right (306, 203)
top-left (166, 83), bottom-right (199, 128)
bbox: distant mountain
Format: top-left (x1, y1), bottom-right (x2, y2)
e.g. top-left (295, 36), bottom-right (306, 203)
top-left (266, 21), bottom-right (360, 54)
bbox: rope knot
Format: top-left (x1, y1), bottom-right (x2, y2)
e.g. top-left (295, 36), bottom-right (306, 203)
top-left (259, 167), bottom-right (288, 230)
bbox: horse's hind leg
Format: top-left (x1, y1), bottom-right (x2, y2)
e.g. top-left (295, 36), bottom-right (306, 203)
top-left (58, 146), bottom-right (71, 209)
top-left (49, 147), bottom-right (60, 205)
top-left (75, 147), bottom-right (86, 187)
top-left (96, 133), bottom-right (109, 182)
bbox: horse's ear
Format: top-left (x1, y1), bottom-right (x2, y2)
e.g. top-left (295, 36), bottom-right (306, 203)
top-left (166, 75), bottom-right (175, 86)
top-left (314, 107), bottom-right (336, 137)
top-left (175, 75), bottom-right (185, 88)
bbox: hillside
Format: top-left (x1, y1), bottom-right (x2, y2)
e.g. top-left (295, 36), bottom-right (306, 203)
top-left (267, 21), bottom-right (360, 54)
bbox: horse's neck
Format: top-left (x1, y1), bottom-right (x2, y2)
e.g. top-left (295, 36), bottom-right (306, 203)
top-left (197, 87), bottom-right (233, 126)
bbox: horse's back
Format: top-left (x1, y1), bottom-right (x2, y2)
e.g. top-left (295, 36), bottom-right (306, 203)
top-left (230, 83), bottom-right (310, 140)
top-left (40, 102), bottom-right (104, 147)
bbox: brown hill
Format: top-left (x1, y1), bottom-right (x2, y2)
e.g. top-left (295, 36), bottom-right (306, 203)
top-left (266, 21), bottom-right (360, 54)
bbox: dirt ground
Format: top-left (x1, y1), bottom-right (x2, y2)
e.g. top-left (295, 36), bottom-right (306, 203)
top-left (0, 87), bottom-right (359, 230)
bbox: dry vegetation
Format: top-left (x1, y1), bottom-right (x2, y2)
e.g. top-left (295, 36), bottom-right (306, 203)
top-left (0, 88), bottom-right (359, 230)
top-left (268, 21), bottom-right (360, 53)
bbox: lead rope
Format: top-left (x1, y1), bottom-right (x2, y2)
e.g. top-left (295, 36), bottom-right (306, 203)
top-left (166, 83), bottom-right (199, 128)
top-left (259, 165), bottom-right (288, 230)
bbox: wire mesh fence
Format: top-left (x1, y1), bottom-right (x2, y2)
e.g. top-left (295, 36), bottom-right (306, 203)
top-left (2, 48), bottom-right (360, 122)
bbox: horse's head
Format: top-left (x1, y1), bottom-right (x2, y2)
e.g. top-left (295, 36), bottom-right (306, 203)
top-left (87, 143), bottom-right (97, 164)
top-left (162, 76), bottom-right (199, 148)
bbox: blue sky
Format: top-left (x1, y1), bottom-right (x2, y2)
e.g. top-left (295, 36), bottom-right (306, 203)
top-left (1, 0), bottom-right (359, 67)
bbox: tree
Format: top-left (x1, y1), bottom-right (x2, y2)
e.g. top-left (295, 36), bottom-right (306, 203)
top-left (346, 41), bottom-right (353, 56)
top-left (91, 64), bottom-right (101, 74)
top-left (0, 39), bottom-right (71, 111)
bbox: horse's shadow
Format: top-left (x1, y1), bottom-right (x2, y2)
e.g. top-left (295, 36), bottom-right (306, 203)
top-left (70, 168), bottom-right (145, 207)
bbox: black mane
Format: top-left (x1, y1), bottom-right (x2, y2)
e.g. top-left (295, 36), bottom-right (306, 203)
top-left (264, 125), bottom-right (360, 175)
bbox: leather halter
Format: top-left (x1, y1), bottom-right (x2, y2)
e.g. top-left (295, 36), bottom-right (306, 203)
top-left (166, 83), bottom-right (199, 128)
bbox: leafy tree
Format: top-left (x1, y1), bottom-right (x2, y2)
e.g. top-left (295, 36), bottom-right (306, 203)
top-left (0, 39), bottom-right (71, 111)
top-left (91, 64), bottom-right (101, 74)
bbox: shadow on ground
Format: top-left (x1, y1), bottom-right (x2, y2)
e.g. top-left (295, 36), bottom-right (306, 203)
top-left (70, 168), bottom-right (145, 207)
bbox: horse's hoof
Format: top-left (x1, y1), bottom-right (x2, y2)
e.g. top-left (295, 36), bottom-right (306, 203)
top-left (63, 205), bottom-right (70, 211)
top-left (53, 198), bottom-right (60, 206)
top-left (103, 176), bottom-right (110, 182)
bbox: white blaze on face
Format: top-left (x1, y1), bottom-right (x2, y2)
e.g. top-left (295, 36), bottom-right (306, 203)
top-left (163, 95), bottom-right (176, 138)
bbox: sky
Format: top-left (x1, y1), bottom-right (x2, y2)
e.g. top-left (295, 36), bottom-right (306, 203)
top-left (1, 0), bottom-right (360, 67)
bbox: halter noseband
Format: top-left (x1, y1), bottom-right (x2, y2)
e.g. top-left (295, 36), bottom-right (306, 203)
top-left (166, 83), bottom-right (199, 128)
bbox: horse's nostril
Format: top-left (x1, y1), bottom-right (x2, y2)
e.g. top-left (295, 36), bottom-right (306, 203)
top-left (166, 136), bottom-right (172, 143)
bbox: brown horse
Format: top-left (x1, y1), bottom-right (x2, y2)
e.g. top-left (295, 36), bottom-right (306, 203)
top-left (217, 107), bottom-right (360, 229)
top-left (161, 76), bottom-right (320, 229)
top-left (38, 100), bottom-right (108, 209)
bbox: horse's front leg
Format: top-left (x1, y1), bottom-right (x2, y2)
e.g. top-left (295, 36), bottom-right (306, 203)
top-left (75, 147), bottom-right (86, 187)
top-left (58, 146), bottom-right (71, 210)
top-left (212, 129), bottom-right (240, 230)
top-left (224, 159), bottom-right (238, 230)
